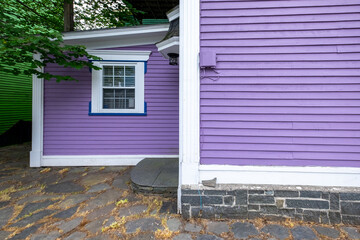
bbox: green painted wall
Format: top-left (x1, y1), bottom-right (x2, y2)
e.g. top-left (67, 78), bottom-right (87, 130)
top-left (0, 65), bottom-right (32, 135)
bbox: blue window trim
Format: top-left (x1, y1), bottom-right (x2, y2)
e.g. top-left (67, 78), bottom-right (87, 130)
top-left (88, 101), bottom-right (147, 116)
top-left (89, 60), bottom-right (148, 74)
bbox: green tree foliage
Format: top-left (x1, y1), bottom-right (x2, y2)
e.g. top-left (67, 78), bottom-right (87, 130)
top-left (74, 0), bottom-right (143, 30)
top-left (0, 0), bottom-right (142, 81)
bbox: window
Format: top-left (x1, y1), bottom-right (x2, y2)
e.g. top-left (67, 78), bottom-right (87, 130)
top-left (88, 50), bottom-right (151, 115)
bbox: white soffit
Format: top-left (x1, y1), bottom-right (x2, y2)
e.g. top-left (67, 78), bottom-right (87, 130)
top-left (156, 37), bottom-right (179, 59)
top-left (63, 24), bottom-right (169, 49)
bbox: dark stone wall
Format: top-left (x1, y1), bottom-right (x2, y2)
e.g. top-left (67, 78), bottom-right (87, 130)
top-left (181, 188), bottom-right (360, 225)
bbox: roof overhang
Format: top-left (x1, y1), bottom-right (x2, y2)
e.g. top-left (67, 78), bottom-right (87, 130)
top-left (63, 24), bottom-right (169, 49)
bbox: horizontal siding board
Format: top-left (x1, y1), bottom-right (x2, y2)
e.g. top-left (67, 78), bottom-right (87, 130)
top-left (200, 0), bottom-right (360, 167)
top-left (43, 45), bottom-right (179, 155)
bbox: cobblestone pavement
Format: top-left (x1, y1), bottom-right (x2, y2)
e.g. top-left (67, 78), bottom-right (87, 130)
top-left (0, 143), bottom-right (360, 240)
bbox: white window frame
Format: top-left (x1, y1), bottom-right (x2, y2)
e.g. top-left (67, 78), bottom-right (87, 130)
top-left (88, 50), bottom-right (151, 114)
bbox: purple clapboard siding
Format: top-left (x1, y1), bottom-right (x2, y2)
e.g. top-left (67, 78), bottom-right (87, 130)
top-left (43, 45), bottom-right (179, 155)
top-left (200, 0), bottom-right (360, 167)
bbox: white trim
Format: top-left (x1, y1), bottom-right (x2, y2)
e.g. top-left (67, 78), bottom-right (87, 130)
top-left (167, 6), bottom-right (180, 22)
top-left (64, 24), bottom-right (169, 40)
top-left (178, 0), bottom-right (201, 212)
top-left (87, 50), bottom-right (151, 61)
top-left (30, 54), bottom-right (44, 167)
top-left (89, 50), bottom-right (150, 114)
top-left (63, 24), bottom-right (169, 49)
top-left (199, 165), bottom-right (360, 187)
top-left (156, 37), bottom-right (179, 59)
top-left (41, 155), bottom-right (179, 167)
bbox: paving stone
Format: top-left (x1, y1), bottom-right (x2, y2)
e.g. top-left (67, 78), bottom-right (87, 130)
top-left (291, 226), bottom-right (318, 240)
top-left (87, 204), bottom-right (115, 221)
top-left (16, 200), bottom-right (57, 220)
top-left (173, 234), bottom-right (193, 240)
top-left (53, 206), bottom-right (78, 219)
top-left (0, 206), bottom-right (13, 228)
top-left (207, 222), bottom-right (229, 235)
top-left (38, 174), bottom-right (61, 185)
top-left (87, 234), bottom-right (112, 240)
top-left (31, 232), bottom-right (61, 240)
top-left (118, 205), bottom-right (148, 217)
top-left (79, 173), bottom-right (115, 186)
top-left (102, 166), bottom-right (127, 172)
top-left (103, 216), bottom-right (116, 228)
top-left (112, 178), bottom-right (128, 189)
top-left (342, 227), bottom-right (360, 239)
top-left (57, 194), bottom-right (93, 209)
top-left (160, 201), bottom-right (177, 214)
top-left (185, 223), bottom-right (203, 233)
top-left (83, 189), bottom-right (122, 211)
top-left (0, 201), bottom-right (10, 208)
top-left (261, 224), bottom-right (290, 240)
top-left (57, 217), bottom-right (83, 233)
top-left (313, 226), bottom-right (340, 239)
top-left (125, 217), bottom-right (163, 234)
top-left (9, 224), bottom-right (41, 240)
top-left (87, 183), bottom-right (112, 193)
top-left (63, 232), bottom-right (87, 240)
top-left (10, 187), bottom-right (40, 198)
top-left (45, 181), bottom-right (85, 193)
top-left (84, 216), bottom-right (107, 234)
top-left (11, 210), bottom-right (55, 228)
top-left (231, 222), bottom-right (259, 239)
top-left (0, 231), bottom-right (11, 240)
top-left (67, 167), bottom-right (87, 174)
top-left (167, 218), bottom-right (182, 231)
top-left (17, 195), bottom-right (62, 205)
top-left (196, 235), bottom-right (223, 240)
top-left (129, 233), bottom-right (155, 240)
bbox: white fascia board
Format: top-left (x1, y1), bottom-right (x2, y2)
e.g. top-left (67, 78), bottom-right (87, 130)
top-left (41, 155), bottom-right (179, 167)
top-left (167, 6), bottom-right (180, 21)
top-left (198, 165), bottom-right (360, 187)
top-left (156, 37), bottom-right (179, 59)
top-left (63, 24), bottom-right (169, 41)
top-left (87, 50), bottom-right (152, 61)
top-left (63, 24), bottom-right (169, 49)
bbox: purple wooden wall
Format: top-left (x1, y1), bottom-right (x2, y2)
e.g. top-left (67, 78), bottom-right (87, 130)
top-left (200, 0), bottom-right (360, 167)
top-left (43, 45), bottom-right (179, 155)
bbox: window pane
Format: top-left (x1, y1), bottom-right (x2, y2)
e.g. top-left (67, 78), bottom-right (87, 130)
top-left (103, 77), bottom-right (113, 87)
top-left (125, 77), bottom-right (135, 87)
top-left (125, 66), bottom-right (135, 76)
top-left (103, 89), bottom-right (115, 98)
top-left (114, 89), bottom-right (125, 98)
top-left (114, 77), bottom-right (124, 87)
top-left (103, 99), bottom-right (115, 109)
top-left (103, 66), bottom-right (113, 76)
top-left (126, 89), bottom-right (135, 109)
top-left (114, 66), bottom-right (124, 76)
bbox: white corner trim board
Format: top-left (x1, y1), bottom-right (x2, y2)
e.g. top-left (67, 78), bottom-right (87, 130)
top-left (199, 165), bottom-right (360, 187)
top-left (30, 54), bottom-right (44, 167)
top-left (178, 0), bottom-right (201, 213)
top-left (41, 155), bottom-right (179, 167)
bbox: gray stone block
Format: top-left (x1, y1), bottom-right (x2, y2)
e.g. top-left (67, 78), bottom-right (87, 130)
top-left (286, 199), bottom-right (329, 209)
top-left (329, 211), bottom-right (341, 224)
top-left (207, 222), bottom-right (229, 235)
top-left (173, 234), bottom-right (192, 240)
top-left (342, 215), bottom-right (360, 225)
top-left (192, 206), bottom-right (215, 218)
top-left (300, 191), bottom-right (322, 198)
top-left (224, 196), bottom-right (234, 205)
top-left (167, 218), bottom-right (182, 231)
top-left (185, 223), bottom-right (202, 233)
top-left (181, 204), bottom-right (190, 219)
top-left (203, 190), bottom-right (226, 196)
top-left (248, 205), bottom-right (260, 211)
top-left (249, 195), bottom-right (274, 204)
top-left (234, 190), bottom-right (247, 205)
top-left (341, 202), bottom-right (360, 215)
top-left (340, 193), bottom-right (360, 201)
top-left (342, 227), bottom-right (360, 239)
top-left (274, 190), bottom-right (299, 198)
top-left (330, 193), bottom-right (339, 210)
top-left (249, 190), bottom-right (264, 194)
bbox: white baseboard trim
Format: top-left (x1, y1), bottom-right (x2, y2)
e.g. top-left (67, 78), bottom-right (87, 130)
top-left (41, 155), bottom-right (179, 167)
top-left (199, 165), bottom-right (360, 187)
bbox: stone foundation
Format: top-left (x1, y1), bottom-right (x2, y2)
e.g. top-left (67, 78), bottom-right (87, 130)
top-left (181, 185), bottom-right (360, 225)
